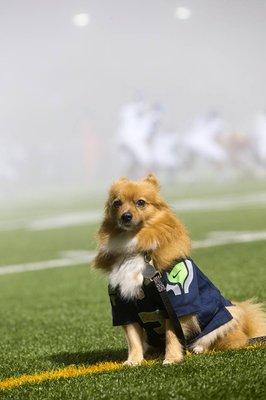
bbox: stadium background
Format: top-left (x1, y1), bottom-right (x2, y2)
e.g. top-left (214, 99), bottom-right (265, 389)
top-left (0, 1), bottom-right (265, 399)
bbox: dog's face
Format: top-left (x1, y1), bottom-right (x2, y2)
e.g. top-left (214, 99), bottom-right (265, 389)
top-left (106, 174), bottom-right (164, 232)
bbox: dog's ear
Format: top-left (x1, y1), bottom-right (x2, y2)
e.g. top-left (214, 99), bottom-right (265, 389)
top-left (110, 176), bottom-right (128, 190)
top-left (117, 176), bottom-right (129, 182)
top-left (143, 173), bottom-right (160, 190)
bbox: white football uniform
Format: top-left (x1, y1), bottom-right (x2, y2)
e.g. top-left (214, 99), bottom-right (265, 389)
top-left (253, 113), bottom-right (266, 162)
top-left (182, 115), bottom-right (226, 163)
top-left (117, 102), bottom-right (158, 168)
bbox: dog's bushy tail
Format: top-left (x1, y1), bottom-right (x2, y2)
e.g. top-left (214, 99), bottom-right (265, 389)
top-left (237, 299), bottom-right (266, 338)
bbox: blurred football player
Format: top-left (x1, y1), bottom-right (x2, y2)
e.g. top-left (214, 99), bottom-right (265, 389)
top-left (181, 111), bottom-right (227, 167)
top-left (117, 96), bottom-right (159, 178)
top-left (253, 111), bottom-right (266, 166)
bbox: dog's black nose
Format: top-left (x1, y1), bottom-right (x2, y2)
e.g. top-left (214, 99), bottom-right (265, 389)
top-left (121, 212), bottom-right (132, 223)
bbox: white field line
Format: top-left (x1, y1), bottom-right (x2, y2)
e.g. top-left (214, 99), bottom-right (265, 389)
top-left (0, 192), bottom-right (266, 232)
top-left (28, 211), bottom-right (103, 230)
top-left (0, 211), bottom-right (103, 232)
top-left (1, 230), bottom-right (266, 276)
top-left (0, 251), bottom-right (96, 276)
top-left (171, 192), bottom-right (266, 211)
top-left (192, 230), bottom-right (266, 248)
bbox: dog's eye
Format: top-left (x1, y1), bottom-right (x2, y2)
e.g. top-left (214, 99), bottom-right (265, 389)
top-left (136, 199), bottom-right (146, 207)
top-left (113, 199), bottom-right (122, 208)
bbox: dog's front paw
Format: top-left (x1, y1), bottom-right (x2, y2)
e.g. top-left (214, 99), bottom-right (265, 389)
top-left (163, 355), bottom-right (183, 365)
top-left (123, 357), bottom-right (144, 366)
top-left (192, 345), bottom-right (204, 354)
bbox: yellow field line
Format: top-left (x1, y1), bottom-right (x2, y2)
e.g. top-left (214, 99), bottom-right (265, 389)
top-left (0, 361), bottom-right (126, 391)
top-left (1, 344), bottom-right (263, 391)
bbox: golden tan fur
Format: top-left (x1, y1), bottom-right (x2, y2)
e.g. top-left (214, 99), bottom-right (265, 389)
top-left (209, 301), bottom-right (266, 351)
top-left (93, 174), bottom-right (266, 365)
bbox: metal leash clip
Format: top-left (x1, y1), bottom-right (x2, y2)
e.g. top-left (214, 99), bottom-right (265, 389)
top-left (143, 252), bottom-right (160, 281)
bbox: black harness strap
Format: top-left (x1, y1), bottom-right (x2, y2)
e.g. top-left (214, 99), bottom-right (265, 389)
top-left (151, 273), bottom-right (186, 350)
top-left (142, 253), bottom-right (186, 350)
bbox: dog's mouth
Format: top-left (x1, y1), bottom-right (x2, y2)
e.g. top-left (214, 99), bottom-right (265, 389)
top-left (118, 219), bottom-right (141, 231)
top-left (118, 220), bottom-right (134, 231)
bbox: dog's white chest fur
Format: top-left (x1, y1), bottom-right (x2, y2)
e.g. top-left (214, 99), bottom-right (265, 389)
top-left (109, 254), bottom-right (147, 300)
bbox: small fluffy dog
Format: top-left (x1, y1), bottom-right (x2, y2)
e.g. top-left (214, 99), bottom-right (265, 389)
top-left (94, 174), bottom-right (266, 365)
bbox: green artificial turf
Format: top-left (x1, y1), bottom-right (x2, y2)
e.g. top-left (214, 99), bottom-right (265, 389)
top-left (0, 189), bottom-right (266, 399)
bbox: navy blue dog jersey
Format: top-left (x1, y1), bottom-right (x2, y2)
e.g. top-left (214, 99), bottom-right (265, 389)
top-left (108, 258), bottom-right (233, 347)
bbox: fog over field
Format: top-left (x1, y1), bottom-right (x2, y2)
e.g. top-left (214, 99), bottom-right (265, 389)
top-left (1, 0), bottom-right (266, 201)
